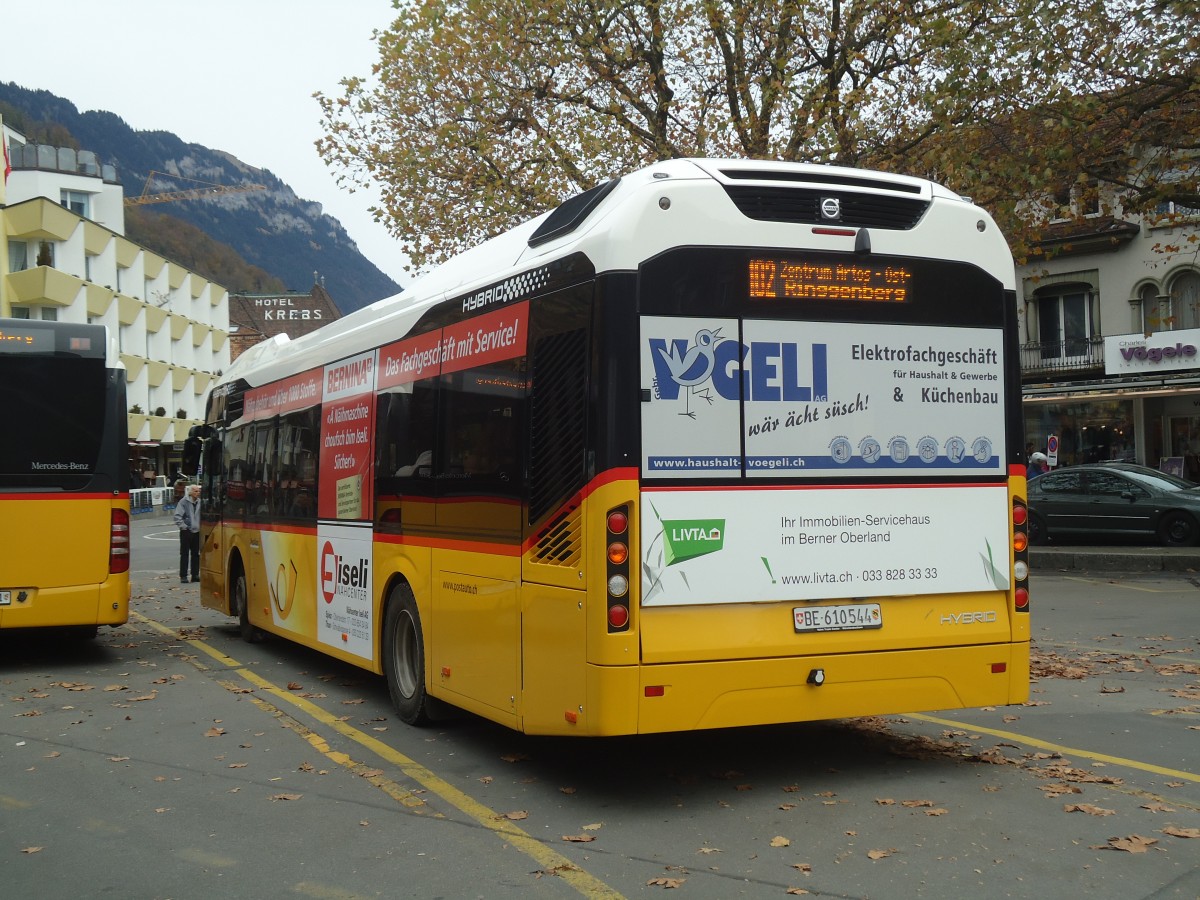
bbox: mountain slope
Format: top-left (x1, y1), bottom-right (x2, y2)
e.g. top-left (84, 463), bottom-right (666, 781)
top-left (0, 82), bottom-right (400, 313)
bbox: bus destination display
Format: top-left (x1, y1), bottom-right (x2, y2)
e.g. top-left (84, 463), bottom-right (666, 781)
top-left (0, 324), bottom-right (54, 352)
top-left (749, 257), bottom-right (912, 303)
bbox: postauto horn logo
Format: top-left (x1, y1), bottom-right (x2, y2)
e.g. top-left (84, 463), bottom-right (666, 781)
top-left (663, 519), bottom-right (725, 566)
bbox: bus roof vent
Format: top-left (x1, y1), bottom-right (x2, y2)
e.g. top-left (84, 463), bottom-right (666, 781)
top-left (722, 184), bottom-right (929, 229)
top-left (528, 177), bottom-right (621, 248)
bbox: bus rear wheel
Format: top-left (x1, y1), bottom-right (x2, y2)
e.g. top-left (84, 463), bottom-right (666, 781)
top-left (382, 583), bottom-right (433, 726)
top-left (233, 564), bottom-right (263, 643)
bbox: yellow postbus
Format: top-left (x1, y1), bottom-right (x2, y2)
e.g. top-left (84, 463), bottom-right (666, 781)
top-left (189, 159), bottom-right (1030, 735)
top-left (0, 318), bottom-right (130, 637)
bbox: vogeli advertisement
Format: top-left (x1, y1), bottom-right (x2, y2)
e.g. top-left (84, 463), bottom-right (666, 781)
top-left (640, 317), bottom-right (1006, 478)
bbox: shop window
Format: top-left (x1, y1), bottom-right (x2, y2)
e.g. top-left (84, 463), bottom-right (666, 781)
top-left (1036, 286), bottom-right (1093, 361)
top-left (1167, 271), bottom-right (1200, 331)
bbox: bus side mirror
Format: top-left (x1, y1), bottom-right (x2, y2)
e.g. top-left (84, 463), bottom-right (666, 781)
top-left (181, 424), bottom-right (210, 477)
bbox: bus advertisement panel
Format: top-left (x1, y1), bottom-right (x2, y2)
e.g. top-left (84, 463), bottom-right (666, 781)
top-left (641, 318), bottom-right (1006, 477)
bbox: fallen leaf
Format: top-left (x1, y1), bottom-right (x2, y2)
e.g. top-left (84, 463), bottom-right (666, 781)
top-left (271, 793), bottom-right (303, 802)
top-left (287, 682), bottom-right (303, 691)
top-left (154, 807), bottom-right (170, 814)
top-left (867, 849), bottom-right (895, 860)
top-left (360, 768), bottom-right (384, 778)
top-left (341, 698), bottom-right (365, 705)
top-left (697, 847), bottom-right (721, 855)
top-left (204, 727), bottom-right (226, 738)
top-left (791, 863), bottom-right (812, 873)
top-left (786, 889), bottom-right (810, 896)
top-left (502, 810), bottom-right (529, 821)
top-left (582, 823), bottom-right (603, 831)
top-left (478, 776), bottom-right (494, 784)
top-left (227, 763), bottom-right (247, 769)
top-left (770, 836), bottom-right (791, 848)
top-left (108, 756), bottom-right (130, 762)
top-left (500, 753), bottom-right (530, 763)
top-left (1140, 802), bottom-right (1175, 813)
top-left (20, 847), bottom-right (44, 854)
top-left (1162, 826), bottom-right (1200, 839)
top-left (875, 798), bottom-right (895, 806)
top-left (925, 808), bottom-right (949, 816)
top-left (901, 799), bottom-right (935, 808)
top-left (1064, 803), bottom-right (1115, 816)
top-left (1099, 684), bottom-right (1125, 694)
top-left (562, 834), bottom-right (595, 842)
top-left (560, 786), bottom-right (577, 795)
top-left (43, 751), bottom-right (60, 759)
top-left (646, 877), bottom-right (685, 888)
top-left (1096, 835), bottom-right (1158, 853)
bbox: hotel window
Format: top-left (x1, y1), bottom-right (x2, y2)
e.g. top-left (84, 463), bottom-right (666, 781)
top-left (7, 240), bottom-right (28, 272)
top-left (60, 189), bottom-right (90, 218)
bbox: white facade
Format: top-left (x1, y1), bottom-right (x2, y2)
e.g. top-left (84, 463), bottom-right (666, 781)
top-left (2, 119), bottom-right (230, 469)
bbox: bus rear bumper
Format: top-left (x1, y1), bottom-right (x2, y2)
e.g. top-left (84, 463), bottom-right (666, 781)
top-left (574, 642), bottom-right (1030, 736)
top-left (0, 577), bottom-right (130, 629)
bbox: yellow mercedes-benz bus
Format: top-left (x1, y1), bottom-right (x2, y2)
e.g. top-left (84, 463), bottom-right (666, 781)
top-left (190, 159), bottom-right (1030, 735)
top-left (0, 318), bottom-right (130, 637)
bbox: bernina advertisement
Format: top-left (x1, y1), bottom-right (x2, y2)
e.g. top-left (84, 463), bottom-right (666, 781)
top-left (640, 317), bottom-right (1007, 478)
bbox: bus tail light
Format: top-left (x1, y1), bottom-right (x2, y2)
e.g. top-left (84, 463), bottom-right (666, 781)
top-left (1012, 500), bottom-right (1029, 613)
top-left (110, 508), bottom-right (130, 574)
top-left (606, 504), bottom-right (631, 633)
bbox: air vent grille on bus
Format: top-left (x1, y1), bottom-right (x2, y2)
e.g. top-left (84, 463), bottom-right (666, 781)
top-left (528, 328), bottom-right (589, 524)
top-left (531, 503), bottom-right (583, 567)
top-left (723, 185), bottom-right (929, 230)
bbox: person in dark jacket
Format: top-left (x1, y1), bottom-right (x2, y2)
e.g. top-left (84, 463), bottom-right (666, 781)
top-left (1026, 451), bottom-right (1049, 480)
top-left (173, 484), bottom-right (201, 583)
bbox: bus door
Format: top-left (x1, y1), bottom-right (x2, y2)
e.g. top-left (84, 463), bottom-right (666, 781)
top-left (429, 363), bottom-right (525, 722)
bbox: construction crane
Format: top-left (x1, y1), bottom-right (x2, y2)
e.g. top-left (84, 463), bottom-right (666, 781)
top-left (124, 170), bottom-right (267, 207)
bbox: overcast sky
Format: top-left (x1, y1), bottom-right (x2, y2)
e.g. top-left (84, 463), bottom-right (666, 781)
top-left (0, 0), bottom-right (410, 286)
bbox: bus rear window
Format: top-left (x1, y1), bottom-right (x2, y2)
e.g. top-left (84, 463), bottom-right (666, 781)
top-left (0, 356), bottom-right (107, 485)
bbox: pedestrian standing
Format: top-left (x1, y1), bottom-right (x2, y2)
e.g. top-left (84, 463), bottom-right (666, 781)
top-left (173, 484), bottom-right (201, 583)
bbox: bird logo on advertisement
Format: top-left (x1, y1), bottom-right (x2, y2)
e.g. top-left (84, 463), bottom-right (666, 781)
top-left (655, 328), bottom-right (724, 419)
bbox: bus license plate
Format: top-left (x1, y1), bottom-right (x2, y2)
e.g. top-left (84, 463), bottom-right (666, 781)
top-left (0, 591), bottom-right (10, 606)
top-left (794, 603), bottom-right (881, 633)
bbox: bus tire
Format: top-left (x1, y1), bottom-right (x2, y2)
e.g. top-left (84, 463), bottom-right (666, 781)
top-left (233, 563), bottom-right (264, 643)
top-left (382, 583), bottom-right (434, 726)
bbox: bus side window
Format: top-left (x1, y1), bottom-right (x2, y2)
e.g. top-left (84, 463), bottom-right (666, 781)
top-left (222, 424), bottom-right (251, 520)
top-left (436, 360), bottom-right (523, 500)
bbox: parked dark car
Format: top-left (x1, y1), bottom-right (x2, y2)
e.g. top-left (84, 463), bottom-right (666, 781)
top-left (1027, 463), bottom-right (1200, 546)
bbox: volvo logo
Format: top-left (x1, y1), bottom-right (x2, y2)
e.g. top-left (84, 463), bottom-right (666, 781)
top-left (819, 197), bottom-right (842, 220)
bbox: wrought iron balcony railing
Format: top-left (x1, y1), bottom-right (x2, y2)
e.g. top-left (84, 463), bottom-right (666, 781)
top-left (1019, 336), bottom-right (1105, 375)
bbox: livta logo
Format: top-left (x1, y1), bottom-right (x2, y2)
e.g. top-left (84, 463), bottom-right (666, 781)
top-left (650, 329), bottom-right (828, 418)
top-left (320, 541), bottom-right (369, 604)
top-left (663, 519), bottom-right (725, 566)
